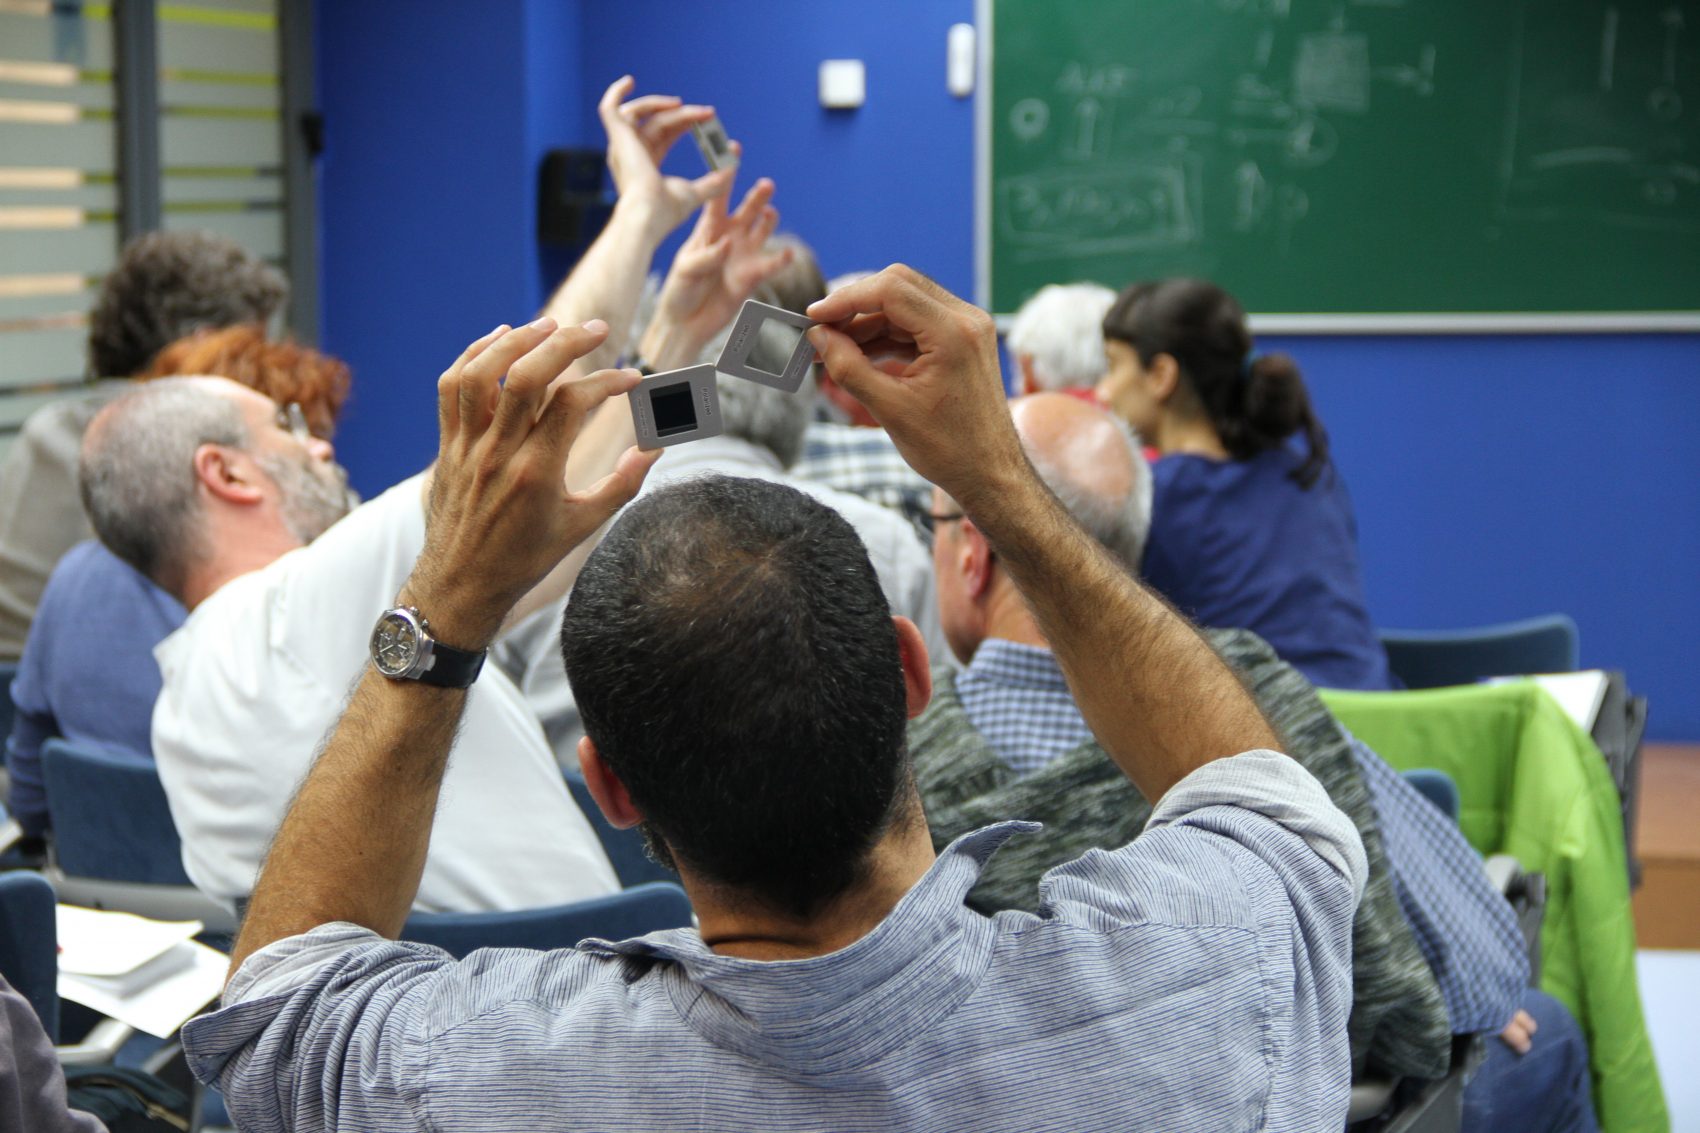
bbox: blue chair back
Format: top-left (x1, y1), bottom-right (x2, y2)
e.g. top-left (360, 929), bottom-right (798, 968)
top-left (1380, 614), bottom-right (1579, 690)
top-left (1402, 768), bottom-right (1462, 825)
top-left (564, 773), bottom-right (678, 888)
top-left (40, 738), bottom-right (192, 885)
top-left (401, 882), bottom-right (693, 959)
top-left (0, 662), bottom-right (17, 751)
top-left (0, 871), bottom-right (60, 1042)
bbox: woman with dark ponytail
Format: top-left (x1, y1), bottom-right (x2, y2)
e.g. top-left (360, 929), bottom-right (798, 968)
top-left (1097, 278), bottom-right (1393, 690)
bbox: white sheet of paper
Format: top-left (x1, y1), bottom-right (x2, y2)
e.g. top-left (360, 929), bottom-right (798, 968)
top-left (1484, 670), bottom-right (1610, 731)
top-left (56, 904), bottom-right (202, 977)
top-left (58, 940), bottom-right (227, 1038)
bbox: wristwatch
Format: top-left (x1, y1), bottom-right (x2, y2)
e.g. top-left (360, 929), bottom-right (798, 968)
top-left (369, 606), bottom-right (486, 688)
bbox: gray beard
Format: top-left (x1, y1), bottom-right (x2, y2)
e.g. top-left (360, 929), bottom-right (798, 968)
top-left (257, 450), bottom-right (355, 544)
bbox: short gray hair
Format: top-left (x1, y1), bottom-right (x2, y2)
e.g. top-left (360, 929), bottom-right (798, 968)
top-left (1006, 282), bottom-right (1117, 391)
top-left (698, 326), bottom-right (812, 469)
top-left (79, 377), bottom-right (250, 592)
top-left (1024, 414), bottom-right (1151, 568)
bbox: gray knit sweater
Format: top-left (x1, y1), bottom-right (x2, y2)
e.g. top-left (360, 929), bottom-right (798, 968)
top-left (910, 626), bottom-right (1452, 1081)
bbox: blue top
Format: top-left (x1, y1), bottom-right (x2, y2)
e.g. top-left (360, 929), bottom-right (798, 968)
top-left (1140, 448), bottom-right (1394, 690)
top-left (5, 540), bottom-right (185, 837)
top-left (184, 751), bottom-right (1367, 1133)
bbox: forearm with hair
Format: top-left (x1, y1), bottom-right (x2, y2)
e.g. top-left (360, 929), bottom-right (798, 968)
top-left (225, 669), bottom-right (465, 979)
top-left (538, 199), bottom-right (668, 378)
top-left (961, 467), bottom-right (1280, 801)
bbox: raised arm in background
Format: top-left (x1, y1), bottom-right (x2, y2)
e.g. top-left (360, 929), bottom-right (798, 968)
top-left (539, 75), bottom-right (735, 380)
top-left (807, 268), bottom-right (1279, 802)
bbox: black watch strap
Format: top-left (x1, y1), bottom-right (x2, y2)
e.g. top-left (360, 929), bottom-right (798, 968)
top-left (417, 638), bottom-right (486, 688)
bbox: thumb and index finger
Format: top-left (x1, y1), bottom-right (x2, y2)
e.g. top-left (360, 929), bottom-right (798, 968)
top-left (804, 265), bottom-right (960, 414)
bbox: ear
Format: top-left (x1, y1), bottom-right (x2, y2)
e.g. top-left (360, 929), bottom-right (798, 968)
top-left (957, 518), bottom-right (996, 600)
top-left (1147, 353), bottom-right (1182, 404)
top-left (193, 442), bottom-right (267, 507)
top-left (1017, 354), bottom-right (1039, 397)
top-left (891, 615), bottom-right (934, 719)
top-left (577, 736), bottom-right (644, 830)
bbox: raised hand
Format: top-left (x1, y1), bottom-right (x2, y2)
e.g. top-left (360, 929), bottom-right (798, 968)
top-left (407, 319), bottom-right (661, 650)
top-left (806, 266), bottom-right (1025, 507)
top-left (639, 177), bottom-right (795, 370)
top-left (599, 75), bottom-right (735, 239)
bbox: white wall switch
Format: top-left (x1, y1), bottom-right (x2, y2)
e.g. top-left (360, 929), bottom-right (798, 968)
top-left (819, 59), bottom-right (866, 109)
top-left (947, 23), bottom-right (975, 97)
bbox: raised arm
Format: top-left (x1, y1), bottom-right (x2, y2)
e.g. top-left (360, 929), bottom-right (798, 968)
top-left (539, 76), bottom-right (735, 378)
top-left (636, 177), bottom-right (793, 370)
top-left (227, 320), bottom-right (659, 978)
top-left (807, 268), bottom-right (1279, 801)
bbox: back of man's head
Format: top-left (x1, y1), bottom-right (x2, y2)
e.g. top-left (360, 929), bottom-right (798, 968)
top-left (753, 234), bottom-right (826, 315)
top-left (1006, 283), bottom-right (1117, 392)
top-left (80, 377), bottom-right (247, 592)
top-left (88, 230), bottom-right (288, 379)
top-left (561, 475), bottom-right (911, 918)
top-left (1011, 393), bottom-right (1151, 569)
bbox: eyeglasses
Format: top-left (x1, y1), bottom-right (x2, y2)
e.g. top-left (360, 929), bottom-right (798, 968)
top-left (274, 402), bottom-right (311, 443)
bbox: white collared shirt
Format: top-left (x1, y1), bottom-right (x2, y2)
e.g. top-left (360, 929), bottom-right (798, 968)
top-left (152, 473), bottom-right (618, 913)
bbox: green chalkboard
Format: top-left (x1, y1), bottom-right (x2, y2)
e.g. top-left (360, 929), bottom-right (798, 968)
top-left (981, 0), bottom-right (1700, 325)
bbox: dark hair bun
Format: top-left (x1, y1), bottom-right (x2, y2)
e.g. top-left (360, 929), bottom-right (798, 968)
top-left (1243, 353), bottom-right (1308, 445)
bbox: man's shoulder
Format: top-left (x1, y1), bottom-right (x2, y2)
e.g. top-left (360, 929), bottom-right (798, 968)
top-left (39, 540), bottom-right (180, 623)
top-left (13, 384), bottom-right (127, 449)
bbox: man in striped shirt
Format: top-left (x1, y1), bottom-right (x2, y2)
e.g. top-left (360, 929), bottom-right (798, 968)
top-left (183, 267), bottom-right (1366, 1131)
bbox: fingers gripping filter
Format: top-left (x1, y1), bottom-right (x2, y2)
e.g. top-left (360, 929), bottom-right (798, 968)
top-left (692, 116), bottom-right (738, 172)
top-left (717, 299), bottom-right (818, 393)
top-left (630, 364), bottom-right (723, 451)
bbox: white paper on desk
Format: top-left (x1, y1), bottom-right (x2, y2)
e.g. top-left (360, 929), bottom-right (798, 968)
top-left (1483, 670), bottom-right (1609, 731)
top-left (58, 940), bottom-right (227, 1038)
top-left (56, 905), bottom-right (201, 978)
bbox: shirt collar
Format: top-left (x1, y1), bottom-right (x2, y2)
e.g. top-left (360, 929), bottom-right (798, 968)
top-left (964, 638), bottom-right (1069, 693)
top-left (582, 821), bottom-right (1038, 1075)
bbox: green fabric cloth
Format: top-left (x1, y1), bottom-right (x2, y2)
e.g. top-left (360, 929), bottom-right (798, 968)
top-left (1322, 682), bottom-right (1668, 1133)
top-left (912, 627), bottom-right (1453, 1081)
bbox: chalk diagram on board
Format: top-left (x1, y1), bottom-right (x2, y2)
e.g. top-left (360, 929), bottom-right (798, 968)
top-left (1497, 3), bottom-right (1698, 233)
top-left (995, 0), bottom-right (1440, 262)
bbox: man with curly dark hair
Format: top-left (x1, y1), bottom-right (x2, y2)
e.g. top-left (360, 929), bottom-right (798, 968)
top-left (0, 230), bottom-right (286, 662)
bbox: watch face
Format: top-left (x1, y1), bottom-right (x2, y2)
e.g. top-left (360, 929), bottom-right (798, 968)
top-left (371, 610), bottom-right (422, 677)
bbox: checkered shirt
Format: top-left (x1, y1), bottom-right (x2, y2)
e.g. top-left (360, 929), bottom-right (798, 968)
top-left (795, 422), bottom-right (935, 541)
top-left (1349, 738), bottom-right (1529, 1034)
top-left (956, 639), bottom-right (1095, 778)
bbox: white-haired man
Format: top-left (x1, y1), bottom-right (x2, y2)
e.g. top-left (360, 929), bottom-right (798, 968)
top-left (1005, 281), bottom-right (1117, 397)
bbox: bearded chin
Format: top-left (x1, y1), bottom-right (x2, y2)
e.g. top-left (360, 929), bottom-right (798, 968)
top-left (258, 452), bottom-right (355, 544)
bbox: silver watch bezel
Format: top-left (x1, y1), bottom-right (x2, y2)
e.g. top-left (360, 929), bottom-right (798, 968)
top-left (371, 606), bottom-right (432, 680)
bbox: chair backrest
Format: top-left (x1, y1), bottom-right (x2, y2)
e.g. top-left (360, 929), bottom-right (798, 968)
top-left (0, 871), bottom-right (60, 1043)
top-left (1380, 614), bottom-right (1579, 690)
top-left (40, 737), bottom-right (190, 885)
top-left (564, 772), bottom-right (678, 888)
top-left (0, 662), bottom-right (17, 749)
top-left (1402, 768), bottom-right (1462, 824)
top-left (401, 882), bottom-right (693, 959)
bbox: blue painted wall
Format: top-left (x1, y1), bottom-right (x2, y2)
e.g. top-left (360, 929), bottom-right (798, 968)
top-left (313, 1), bottom-right (1699, 737)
